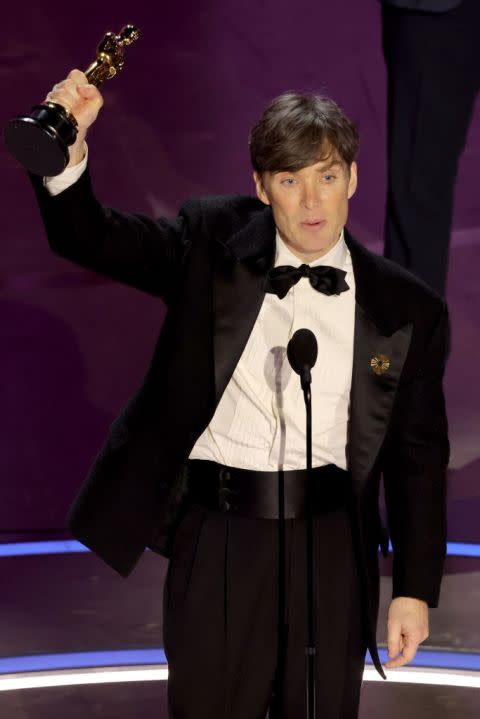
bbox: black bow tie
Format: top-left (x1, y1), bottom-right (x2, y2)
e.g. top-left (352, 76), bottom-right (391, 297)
top-left (265, 263), bottom-right (350, 299)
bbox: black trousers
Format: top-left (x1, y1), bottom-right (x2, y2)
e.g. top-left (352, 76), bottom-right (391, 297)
top-left (382, 0), bottom-right (480, 296)
top-left (162, 502), bottom-right (367, 718)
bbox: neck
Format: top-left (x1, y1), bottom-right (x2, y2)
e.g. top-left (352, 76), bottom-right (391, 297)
top-left (279, 230), bottom-right (343, 263)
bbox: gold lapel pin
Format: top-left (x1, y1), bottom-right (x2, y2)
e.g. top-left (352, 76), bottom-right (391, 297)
top-left (370, 354), bottom-right (390, 375)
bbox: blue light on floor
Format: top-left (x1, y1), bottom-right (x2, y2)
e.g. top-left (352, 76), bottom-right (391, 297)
top-left (0, 541), bottom-right (90, 557)
top-left (0, 649), bottom-right (166, 675)
top-left (366, 648), bottom-right (480, 672)
top-left (386, 541), bottom-right (480, 558)
top-left (0, 647), bottom-right (478, 676)
top-left (445, 542), bottom-right (480, 558)
top-left (0, 540), bottom-right (479, 558)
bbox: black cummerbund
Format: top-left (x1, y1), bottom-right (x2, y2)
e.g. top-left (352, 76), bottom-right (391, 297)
top-left (186, 459), bottom-right (352, 519)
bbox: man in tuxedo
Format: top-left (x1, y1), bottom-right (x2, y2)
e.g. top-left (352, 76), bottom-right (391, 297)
top-left (381, 0), bottom-right (479, 295)
top-left (29, 74), bottom-right (449, 718)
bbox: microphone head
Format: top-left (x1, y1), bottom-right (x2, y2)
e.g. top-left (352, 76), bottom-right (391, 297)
top-left (287, 328), bottom-right (318, 374)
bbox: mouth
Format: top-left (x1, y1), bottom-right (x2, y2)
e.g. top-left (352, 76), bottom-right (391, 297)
top-left (300, 219), bottom-right (327, 230)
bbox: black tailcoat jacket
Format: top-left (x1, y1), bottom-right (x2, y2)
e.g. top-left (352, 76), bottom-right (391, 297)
top-left (29, 167), bottom-right (450, 680)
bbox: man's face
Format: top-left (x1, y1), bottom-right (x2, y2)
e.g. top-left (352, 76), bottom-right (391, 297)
top-left (253, 155), bottom-right (357, 262)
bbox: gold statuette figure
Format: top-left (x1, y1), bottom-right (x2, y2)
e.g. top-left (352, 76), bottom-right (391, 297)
top-left (84, 25), bottom-right (140, 87)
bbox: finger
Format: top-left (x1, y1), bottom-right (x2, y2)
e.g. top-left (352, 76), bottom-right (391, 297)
top-left (387, 620), bottom-right (401, 659)
top-left (402, 634), bottom-right (420, 663)
top-left (76, 84), bottom-right (102, 106)
top-left (44, 79), bottom-right (78, 103)
top-left (45, 91), bottom-right (77, 114)
top-left (45, 77), bottom-right (81, 104)
top-left (385, 649), bottom-right (415, 669)
top-left (77, 84), bottom-right (95, 95)
top-left (48, 87), bottom-right (78, 104)
top-left (385, 654), bottom-right (408, 669)
top-left (67, 68), bottom-right (88, 84)
top-left (51, 79), bottom-right (77, 94)
top-left (385, 637), bottom-right (419, 669)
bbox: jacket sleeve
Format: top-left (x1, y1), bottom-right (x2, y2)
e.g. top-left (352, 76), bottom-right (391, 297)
top-left (382, 301), bottom-right (450, 608)
top-left (28, 164), bottom-right (195, 304)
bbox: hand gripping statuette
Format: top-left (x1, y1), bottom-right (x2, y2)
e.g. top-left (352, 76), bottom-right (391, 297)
top-left (4, 24), bottom-right (140, 176)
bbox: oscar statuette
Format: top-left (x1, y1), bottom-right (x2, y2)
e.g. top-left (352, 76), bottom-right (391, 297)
top-left (4, 24), bottom-right (140, 176)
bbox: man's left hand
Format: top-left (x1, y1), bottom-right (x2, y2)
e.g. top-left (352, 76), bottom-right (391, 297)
top-left (384, 596), bottom-right (429, 669)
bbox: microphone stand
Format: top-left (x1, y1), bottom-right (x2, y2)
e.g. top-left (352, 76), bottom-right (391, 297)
top-left (300, 364), bottom-right (316, 719)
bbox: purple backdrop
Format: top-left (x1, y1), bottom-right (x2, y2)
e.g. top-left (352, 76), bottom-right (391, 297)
top-left (1, 1), bottom-right (479, 542)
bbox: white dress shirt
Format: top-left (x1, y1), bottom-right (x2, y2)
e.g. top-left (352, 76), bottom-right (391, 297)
top-left (44, 147), bottom-right (356, 471)
top-left (190, 230), bottom-right (356, 470)
top-left (43, 142), bottom-right (89, 195)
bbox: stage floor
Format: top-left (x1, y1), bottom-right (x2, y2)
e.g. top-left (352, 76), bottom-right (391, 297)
top-left (2, 680), bottom-right (479, 719)
top-left (1, 546), bottom-right (479, 718)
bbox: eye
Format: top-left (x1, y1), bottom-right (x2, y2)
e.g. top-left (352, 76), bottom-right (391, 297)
top-left (281, 178), bottom-right (296, 186)
top-left (323, 174), bottom-right (336, 182)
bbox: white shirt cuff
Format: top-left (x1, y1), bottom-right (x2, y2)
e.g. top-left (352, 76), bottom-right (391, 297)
top-left (43, 141), bottom-right (88, 196)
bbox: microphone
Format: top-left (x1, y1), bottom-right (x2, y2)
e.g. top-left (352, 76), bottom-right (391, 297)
top-left (287, 328), bottom-right (318, 392)
top-left (287, 327), bottom-right (319, 717)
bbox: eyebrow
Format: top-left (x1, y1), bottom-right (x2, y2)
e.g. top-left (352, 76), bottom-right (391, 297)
top-left (276, 160), bottom-right (342, 176)
top-left (314, 160), bottom-right (342, 172)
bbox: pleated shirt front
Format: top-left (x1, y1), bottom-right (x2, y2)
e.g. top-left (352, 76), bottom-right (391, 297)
top-left (189, 229), bottom-right (356, 470)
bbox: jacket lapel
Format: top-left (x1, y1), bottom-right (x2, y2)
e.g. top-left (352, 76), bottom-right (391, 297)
top-left (347, 304), bottom-right (413, 492)
top-left (212, 201), bottom-right (276, 404)
top-left (345, 231), bottom-right (413, 493)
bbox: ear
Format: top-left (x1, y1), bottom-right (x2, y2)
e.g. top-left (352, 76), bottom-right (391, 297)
top-left (347, 162), bottom-right (358, 200)
top-left (253, 171), bottom-right (271, 206)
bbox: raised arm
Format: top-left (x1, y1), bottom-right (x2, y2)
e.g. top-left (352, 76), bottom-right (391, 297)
top-left (28, 69), bottom-right (193, 304)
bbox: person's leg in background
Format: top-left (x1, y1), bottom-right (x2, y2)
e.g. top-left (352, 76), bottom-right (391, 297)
top-left (382, 0), bottom-right (479, 296)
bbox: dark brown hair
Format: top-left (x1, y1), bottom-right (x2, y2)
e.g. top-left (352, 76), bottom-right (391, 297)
top-left (249, 92), bottom-right (359, 175)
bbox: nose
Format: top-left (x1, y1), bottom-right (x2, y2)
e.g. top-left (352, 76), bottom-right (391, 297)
top-left (301, 184), bottom-right (321, 210)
